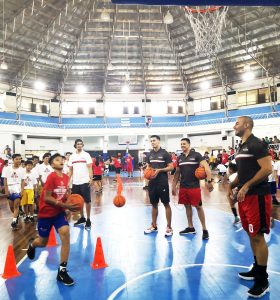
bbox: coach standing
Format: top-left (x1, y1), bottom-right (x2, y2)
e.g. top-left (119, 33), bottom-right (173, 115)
top-left (228, 116), bottom-right (272, 298)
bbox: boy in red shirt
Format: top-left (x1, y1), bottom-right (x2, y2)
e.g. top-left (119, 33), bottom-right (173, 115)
top-left (26, 153), bottom-right (79, 286)
top-left (92, 157), bottom-right (103, 193)
top-left (126, 154), bottom-right (134, 178)
top-left (111, 155), bottom-right (121, 182)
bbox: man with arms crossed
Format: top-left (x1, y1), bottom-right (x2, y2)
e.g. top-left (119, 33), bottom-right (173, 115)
top-left (68, 139), bottom-right (93, 230)
top-left (228, 116), bottom-right (272, 298)
top-left (172, 138), bottom-right (213, 240)
top-left (144, 135), bottom-right (174, 237)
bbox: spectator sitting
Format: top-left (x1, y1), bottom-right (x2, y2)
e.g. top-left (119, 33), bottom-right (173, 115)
top-left (273, 136), bottom-right (280, 144)
top-left (216, 163), bottom-right (227, 183)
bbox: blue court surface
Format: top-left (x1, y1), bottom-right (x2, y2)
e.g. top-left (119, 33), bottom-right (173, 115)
top-left (0, 206), bottom-right (279, 300)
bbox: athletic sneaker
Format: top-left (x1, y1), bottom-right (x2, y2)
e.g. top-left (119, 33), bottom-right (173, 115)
top-left (57, 268), bottom-right (74, 286)
top-left (179, 227), bottom-right (196, 235)
top-left (11, 221), bottom-right (17, 230)
top-left (247, 281), bottom-right (269, 298)
top-left (165, 227), bottom-right (173, 237)
top-left (233, 216), bottom-right (241, 224)
top-left (27, 239), bottom-right (35, 259)
top-left (30, 216), bottom-right (35, 223)
top-left (85, 219), bottom-right (91, 230)
top-left (24, 216), bottom-right (29, 223)
top-left (144, 225), bottom-right (158, 234)
top-left (202, 230), bottom-right (209, 240)
top-left (74, 217), bottom-right (86, 226)
top-left (238, 266), bottom-right (256, 280)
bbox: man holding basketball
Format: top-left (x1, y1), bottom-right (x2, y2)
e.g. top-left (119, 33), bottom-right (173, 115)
top-left (172, 138), bottom-right (213, 240)
top-left (228, 116), bottom-right (272, 298)
top-left (144, 135), bottom-right (174, 237)
top-left (68, 139), bottom-right (93, 230)
top-left (27, 153), bottom-right (79, 286)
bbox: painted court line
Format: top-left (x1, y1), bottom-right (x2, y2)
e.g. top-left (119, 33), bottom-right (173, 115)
top-left (107, 263), bottom-right (280, 300)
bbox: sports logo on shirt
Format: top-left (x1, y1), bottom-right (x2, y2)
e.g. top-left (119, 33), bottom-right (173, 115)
top-left (249, 224), bottom-right (254, 233)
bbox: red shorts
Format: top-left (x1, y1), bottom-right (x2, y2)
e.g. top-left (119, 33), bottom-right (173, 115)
top-left (238, 194), bottom-right (271, 237)
top-left (179, 188), bottom-right (202, 207)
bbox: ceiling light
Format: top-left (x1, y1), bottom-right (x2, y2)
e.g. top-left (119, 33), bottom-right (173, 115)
top-left (242, 71), bottom-right (255, 81)
top-left (34, 80), bottom-right (46, 91)
top-left (122, 84), bottom-right (130, 94)
top-left (75, 85), bottom-right (87, 94)
top-left (162, 85), bottom-right (172, 95)
top-left (107, 62), bottom-right (114, 71)
top-left (101, 10), bottom-right (110, 21)
top-left (0, 61), bottom-right (8, 70)
top-left (200, 81), bottom-right (211, 90)
top-left (164, 10), bottom-right (173, 25)
top-left (148, 62), bottom-right (153, 70)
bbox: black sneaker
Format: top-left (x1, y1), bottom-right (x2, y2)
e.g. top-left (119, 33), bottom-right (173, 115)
top-left (179, 227), bottom-right (196, 235)
top-left (30, 216), bottom-right (35, 223)
top-left (238, 265), bottom-right (256, 280)
top-left (202, 230), bottom-right (209, 240)
top-left (11, 221), bottom-right (17, 230)
top-left (85, 219), bottom-right (91, 230)
top-left (247, 280), bottom-right (269, 298)
top-left (74, 217), bottom-right (86, 227)
top-left (27, 239), bottom-right (35, 259)
top-left (57, 268), bottom-right (74, 286)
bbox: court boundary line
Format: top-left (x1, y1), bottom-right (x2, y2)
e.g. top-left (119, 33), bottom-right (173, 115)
top-left (107, 263), bottom-right (280, 300)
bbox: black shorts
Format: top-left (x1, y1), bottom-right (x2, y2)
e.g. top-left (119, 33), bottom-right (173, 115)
top-left (269, 181), bottom-right (277, 195)
top-left (72, 183), bottom-right (91, 203)
top-left (93, 175), bottom-right (102, 181)
top-left (115, 167), bottom-right (121, 174)
top-left (148, 183), bottom-right (170, 205)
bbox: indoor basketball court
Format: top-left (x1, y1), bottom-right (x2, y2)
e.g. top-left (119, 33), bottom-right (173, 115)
top-left (0, 0), bottom-right (280, 299)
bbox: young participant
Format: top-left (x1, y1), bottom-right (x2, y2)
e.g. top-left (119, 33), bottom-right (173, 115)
top-left (38, 153), bottom-right (53, 187)
top-left (172, 138), bottom-right (213, 240)
top-left (216, 162), bottom-right (227, 183)
top-left (92, 157), bottom-right (103, 193)
top-left (21, 161), bottom-right (37, 223)
top-left (227, 163), bottom-right (240, 224)
top-left (228, 116), bottom-right (272, 298)
top-left (171, 152), bottom-right (177, 176)
top-left (126, 154), bottom-right (134, 178)
top-left (111, 155), bottom-right (122, 182)
top-left (144, 135), bottom-right (174, 237)
top-left (26, 153), bottom-right (79, 285)
top-left (2, 154), bottom-right (24, 229)
top-left (68, 139), bottom-right (93, 229)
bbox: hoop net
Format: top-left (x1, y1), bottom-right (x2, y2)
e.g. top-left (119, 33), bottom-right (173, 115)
top-left (184, 6), bottom-right (229, 57)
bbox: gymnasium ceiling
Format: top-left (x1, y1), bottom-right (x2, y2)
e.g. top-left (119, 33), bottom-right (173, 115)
top-left (0, 0), bottom-right (280, 97)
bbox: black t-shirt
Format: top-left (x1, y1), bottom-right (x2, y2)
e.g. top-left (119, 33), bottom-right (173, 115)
top-left (147, 148), bottom-right (172, 185)
top-left (236, 134), bottom-right (269, 194)
top-left (177, 151), bottom-right (203, 189)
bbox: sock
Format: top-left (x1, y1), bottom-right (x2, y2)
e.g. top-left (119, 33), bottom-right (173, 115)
top-left (12, 217), bottom-right (17, 222)
top-left (254, 256), bottom-right (258, 266)
top-left (59, 262), bottom-right (67, 271)
top-left (231, 207), bottom-right (237, 217)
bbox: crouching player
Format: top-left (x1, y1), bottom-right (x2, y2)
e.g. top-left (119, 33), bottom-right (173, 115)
top-left (27, 153), bottom-right (79, 286)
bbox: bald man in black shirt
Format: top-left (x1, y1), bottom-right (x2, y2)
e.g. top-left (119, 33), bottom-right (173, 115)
top-left (228, 116), bottom-right (272, 298)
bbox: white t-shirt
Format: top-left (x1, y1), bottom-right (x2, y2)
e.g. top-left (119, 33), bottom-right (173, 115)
top-left (217, 164), bottom-right (227, 173)
top-left (22, 171), bottom-right (38, 190)
top-left (274, 160), bottom-right (280, 176)
top-left (63, 161), bottom-right (70, 175)
top-left (68, 150), bottom-right (92, 185)
top-left (38, 163), bottom-right (54, 184)
top-left (32, 164), bottom-right (40, 179)
top-left (268, 161), bottom-right (277, 182)
top-left (2, 165), bottom-right (24, 193)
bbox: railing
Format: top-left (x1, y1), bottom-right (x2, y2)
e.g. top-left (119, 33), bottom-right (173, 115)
top-left (0, 111), bottom-right (278, 129)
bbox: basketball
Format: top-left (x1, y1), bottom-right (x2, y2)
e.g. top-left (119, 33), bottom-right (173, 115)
top-left (144, 168), bottom-right (156, 180)
top-left (195, 166), bottom-right (207, 180)
top-left (67, 194), bottom-right (84, 211)
top-left (113, 195), bottom-right (126, 207)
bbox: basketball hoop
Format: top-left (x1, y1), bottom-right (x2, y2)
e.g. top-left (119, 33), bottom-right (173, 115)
top-left (184, 6), bottom-right (228, 57)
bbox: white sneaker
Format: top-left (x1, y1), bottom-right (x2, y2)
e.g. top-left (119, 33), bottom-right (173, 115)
top-left (144, 225), bottom-right (158, 234)
top-left (165, 227), bottom-right (173, 237)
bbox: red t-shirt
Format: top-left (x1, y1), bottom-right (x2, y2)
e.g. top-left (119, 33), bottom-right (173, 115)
top-left (0, 158), bottom-right (4, 174)
top-left (221, 153), bottom-right (229, 165)
top-left (113, 158), bottom-right (121, 168)
top-left (172, 156), bottom-right (177, 168)
top-left (126, 157), bottom-right (133, 168)
top-left (39, 172), bottom-right (69, 218)
top-left (93, 164), bottom-right (103, 175)
top-left (230, 149), bottom-right (235, 156)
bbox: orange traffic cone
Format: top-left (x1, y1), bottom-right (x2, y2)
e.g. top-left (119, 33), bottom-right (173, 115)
top-left (91, 237), bottom-right (108, 269)
top-left (1, 244), bottom-right (21, 279)
top-left (47, 226), bottom-right (58, 247)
